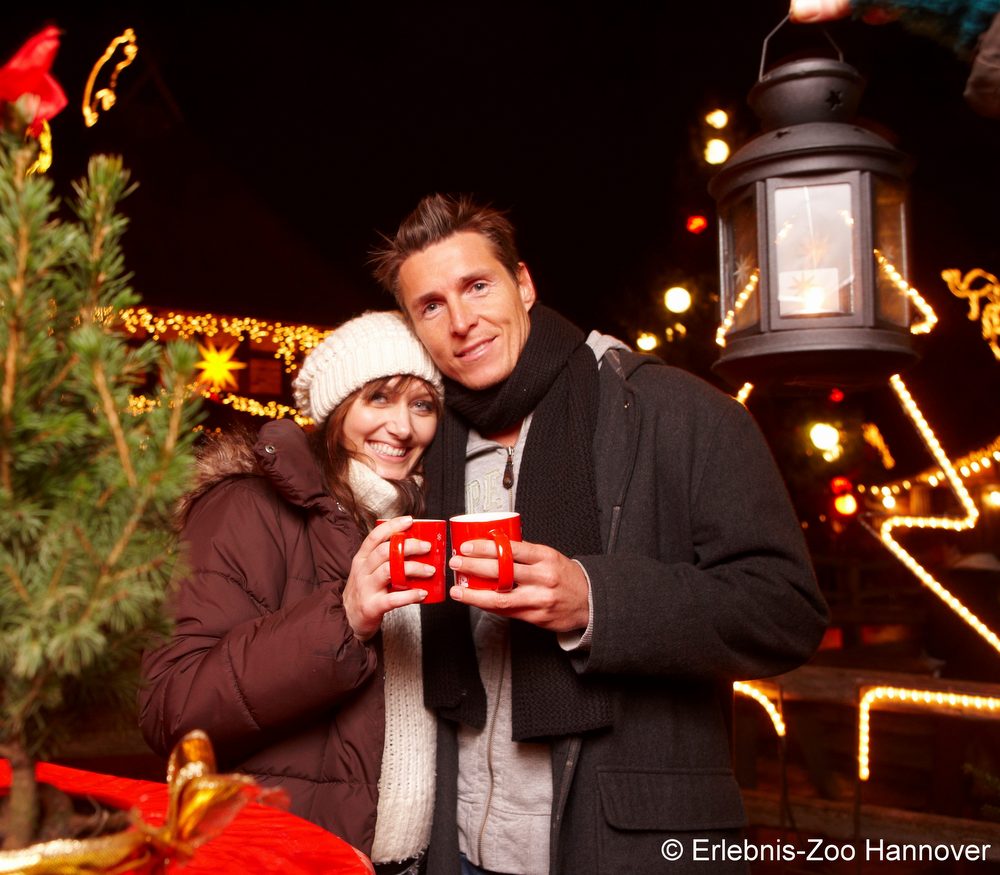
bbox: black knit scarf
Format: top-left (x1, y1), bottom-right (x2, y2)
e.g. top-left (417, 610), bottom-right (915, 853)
top-left (421, 304), bottom-right (614, 741)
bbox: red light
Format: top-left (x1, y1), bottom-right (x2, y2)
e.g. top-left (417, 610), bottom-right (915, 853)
top-left (828, 388), bottom-right (845, 403)
top-left (830, 476), bottom-right (853, 496)
top-left (686, 215), bottom-right (709, 235)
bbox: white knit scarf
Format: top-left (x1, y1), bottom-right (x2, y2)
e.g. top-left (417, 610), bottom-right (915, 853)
top-left (348, 459), bottom-right (436, 862)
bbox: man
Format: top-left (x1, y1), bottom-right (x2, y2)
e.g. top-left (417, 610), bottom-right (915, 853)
top-left (371, 194), bottom-right (828, 875)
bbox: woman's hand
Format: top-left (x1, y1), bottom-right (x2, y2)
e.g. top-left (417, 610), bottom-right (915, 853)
top-left (342, 516), bottom-right (436, 641)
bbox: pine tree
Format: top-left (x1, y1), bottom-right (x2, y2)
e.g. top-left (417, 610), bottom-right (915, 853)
top-left (0, 87), bottom-right (201, 847)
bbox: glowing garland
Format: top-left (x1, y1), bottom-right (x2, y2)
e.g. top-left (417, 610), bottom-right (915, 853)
top-left (858, 686), bottom-right (1000, 780)
top-left (864, 435), bottom-right (1000, 495)
top-left (860, 375), bottom-right (998, 656)
top-left (733, 681), bottom-right (786, 737)
top-left (716, 255), bottom-right (935, 349)
top-left (715, 270), bottom-right (759, 348)
top-left (875, 251), bottom-right (937, 335)
top-left (116, 307), bottom-right (332, 372)
top-left (128, 390), bottom-right (313, 426)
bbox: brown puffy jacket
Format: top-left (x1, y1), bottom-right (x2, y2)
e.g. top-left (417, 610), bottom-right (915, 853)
top-left (139, 419), bottom-right (385, 854)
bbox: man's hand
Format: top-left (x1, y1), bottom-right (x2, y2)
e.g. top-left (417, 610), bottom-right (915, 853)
top-left (448, 538), bottom-right (590, 632)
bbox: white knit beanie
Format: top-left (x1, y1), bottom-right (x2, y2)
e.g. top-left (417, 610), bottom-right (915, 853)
top-left (292, 311), bottom-right (442, 425)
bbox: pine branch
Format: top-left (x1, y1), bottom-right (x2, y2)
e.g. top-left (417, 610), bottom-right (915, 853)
top-left (35, 353), bottom-right (79, 408)
top-left (91, 357), bottom-right (137, 488)
top-left (45, 545), bottom-right (71, 600)
top-left (4, 561), bottom-right (30, 605)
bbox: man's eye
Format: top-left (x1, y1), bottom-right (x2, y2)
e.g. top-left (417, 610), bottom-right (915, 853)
top-left (422, 301), bottom-right (441, 316)
top-left (470, 281), bottom-right (489, 293)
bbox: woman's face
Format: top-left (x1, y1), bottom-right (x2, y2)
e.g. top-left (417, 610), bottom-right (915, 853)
top-left (340, 376), bottom-right (438, 480)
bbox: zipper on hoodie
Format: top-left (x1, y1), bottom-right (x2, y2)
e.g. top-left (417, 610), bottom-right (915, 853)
top-left (476, 635), bottom-right (508, 863)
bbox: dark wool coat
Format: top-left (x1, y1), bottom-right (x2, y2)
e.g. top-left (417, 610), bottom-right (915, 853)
top-left (138, 420), bottom-right (386, 854)
top-left (426, 348), bottom-right (829, 875)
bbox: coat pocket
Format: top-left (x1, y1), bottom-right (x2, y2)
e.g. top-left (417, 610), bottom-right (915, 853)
top-left (595, 768), bottom-right (748, 873)
top-left (598, 768), bottom-right (746, 832)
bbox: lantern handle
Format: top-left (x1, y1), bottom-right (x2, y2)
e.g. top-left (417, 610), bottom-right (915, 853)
top-left (759, 14), bottom-right (845, 81)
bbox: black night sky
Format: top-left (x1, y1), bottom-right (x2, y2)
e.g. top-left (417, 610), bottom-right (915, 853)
top-left (6, 1), bottom-right (1000, 476)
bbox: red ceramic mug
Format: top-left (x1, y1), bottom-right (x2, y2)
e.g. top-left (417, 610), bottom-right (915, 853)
top-left (378, 519), bottom-right (447, 604)
top-left (449, 512), bottom-right (522, 592)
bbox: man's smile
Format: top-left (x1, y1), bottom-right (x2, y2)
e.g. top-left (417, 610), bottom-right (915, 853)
top-left (455, 337), bottom-right (495, 360)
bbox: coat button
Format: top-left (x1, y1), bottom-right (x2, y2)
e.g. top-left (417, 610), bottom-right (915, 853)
top-left (263, 444), bottom-right (276, 454)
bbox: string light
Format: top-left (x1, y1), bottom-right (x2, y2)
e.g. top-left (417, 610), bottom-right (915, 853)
top-left (733, 681), bottom-right (786, 737)
top-left (117, 307), bottom-right (332, 371)
top-left (82, 29), bottom-right (139, 128)
top-left (865, 434), bottom-right (1000, 495)
top-left (861, 376), bottom-right (997, 656)
top-left (212, 390), bottom-right (312, 426)
top-left (858, 686), bottom-right (1000, 780)
top-left (716, 270), bottom-right (759, 347)
top-left (874, 251), bottom-right (937, 335)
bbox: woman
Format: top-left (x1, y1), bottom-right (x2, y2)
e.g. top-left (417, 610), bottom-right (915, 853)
top-left (140, 310), bottom-right (443, 874)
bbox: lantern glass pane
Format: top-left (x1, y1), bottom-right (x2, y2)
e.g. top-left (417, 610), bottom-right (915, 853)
top-left (725, 192), bottom-right (760, 334)
top-left (873, 176), bottom-right (909, 327)
top-left (773, 183), bottom-right (856, 318)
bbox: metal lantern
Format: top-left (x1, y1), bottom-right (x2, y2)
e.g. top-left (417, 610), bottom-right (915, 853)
top-left (709, 35), bottom-right (919, 389)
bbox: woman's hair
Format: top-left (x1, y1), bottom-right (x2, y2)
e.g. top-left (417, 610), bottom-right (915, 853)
top-left (312, 374), bottom-right (442, 533)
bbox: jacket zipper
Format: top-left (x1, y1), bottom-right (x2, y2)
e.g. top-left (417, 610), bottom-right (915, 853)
top-left (502, 445), bottom-right (515, 491)
top-left (476, 635), bottom-right (508, 862)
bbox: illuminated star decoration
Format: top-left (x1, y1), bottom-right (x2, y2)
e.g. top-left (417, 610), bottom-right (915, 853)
top-left (196, 340), bottom-right (247, 392)
top-left (82, 28), bottom-right (138, 128)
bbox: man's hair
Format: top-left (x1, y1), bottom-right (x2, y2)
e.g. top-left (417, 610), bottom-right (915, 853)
top-left (370, 193), bottom-right (521, 306)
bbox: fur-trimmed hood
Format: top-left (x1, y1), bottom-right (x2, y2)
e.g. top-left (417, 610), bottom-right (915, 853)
top-left (176, 421), bottom-right (333, 528)
top-left (176, 427), bottom-right (261, 527)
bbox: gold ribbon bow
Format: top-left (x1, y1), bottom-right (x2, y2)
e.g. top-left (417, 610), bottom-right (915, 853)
top-left (0, 730), bottom-right (288, 874)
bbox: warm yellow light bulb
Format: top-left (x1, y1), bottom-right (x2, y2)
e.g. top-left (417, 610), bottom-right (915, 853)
top-left (704, 138), bottom-right (730, 165)
top-left (636, 332), bottom-right (659, 351)
top-left (985, 489), bottom-right (1000, 509)
top-left (834, 494), bottom-right (858, 515)
top-left (704, 109), bottom-right (729, 130)
top-left (809, 422), bottom-right (840, 452)
top-left (664, 286), bottom-right (692, 314)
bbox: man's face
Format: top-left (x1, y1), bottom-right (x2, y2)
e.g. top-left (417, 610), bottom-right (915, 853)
top-left (397, 232), bottom-right (536, 390)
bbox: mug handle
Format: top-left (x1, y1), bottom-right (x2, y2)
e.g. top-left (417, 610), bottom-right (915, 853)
top-left (389, 532), bottom-right (408, 589)
top-left (491, 529), bottom-right (514, 592)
